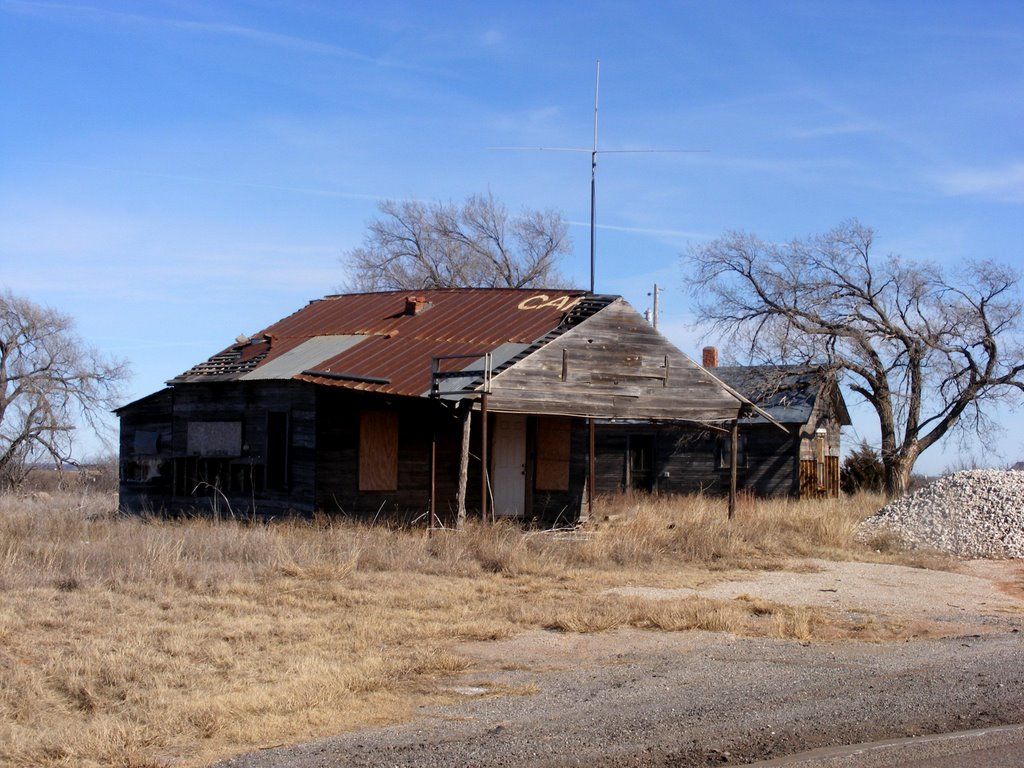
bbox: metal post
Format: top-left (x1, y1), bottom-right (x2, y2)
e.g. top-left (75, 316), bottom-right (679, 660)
top-left (590, 60), bottom-right (600, 294)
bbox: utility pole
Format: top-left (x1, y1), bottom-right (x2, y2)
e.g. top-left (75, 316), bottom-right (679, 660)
top-left (648, 283), bottom-right (660, 330)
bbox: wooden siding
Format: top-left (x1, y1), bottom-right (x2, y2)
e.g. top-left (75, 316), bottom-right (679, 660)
top-left (118, 389), bottom-right (174, 512)
top-left (528, 417), bottom-right (588, 526)
top-left (594, 423), bottom-right (800, 498)
top-left (486, 300), bottom-right (745, 422)
top-left (800, 457), bottom-right (841, 498)
top-left (118, 382), bottom-right (317, 516)
top-left (315, 390), bottom-right (481, 524)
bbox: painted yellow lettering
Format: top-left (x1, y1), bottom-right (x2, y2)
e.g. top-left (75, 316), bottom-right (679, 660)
top-left (518, 295), bottom-right (550, 310)
top-left (518, 294), bottom-right (585, 312)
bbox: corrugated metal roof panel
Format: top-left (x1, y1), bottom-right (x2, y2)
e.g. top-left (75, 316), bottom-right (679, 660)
top-left (240, 335), bottom-right (368, 381)
top-left (169, 288), bottom-right (609, 398)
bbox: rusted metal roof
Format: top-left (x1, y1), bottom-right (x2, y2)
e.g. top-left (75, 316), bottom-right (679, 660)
top-left (171, 288), bottom-right (609, 397)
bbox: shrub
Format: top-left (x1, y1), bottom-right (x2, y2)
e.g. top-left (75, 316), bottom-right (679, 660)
top-left (841, 440), bottom-right (884, 494)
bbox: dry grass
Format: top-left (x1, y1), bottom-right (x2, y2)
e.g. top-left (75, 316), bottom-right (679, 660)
top-left (0, 488), bottom-right (926, 767)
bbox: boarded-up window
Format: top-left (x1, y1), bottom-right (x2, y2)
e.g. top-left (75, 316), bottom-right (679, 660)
top-left (187, 422), bottom-right (241, 457)
top-left (359, 411), bottom-right (398, 491)
top-left (535, 416), bottom-right (571, 491)
top-left (133, 430), bottom-right (160, 455)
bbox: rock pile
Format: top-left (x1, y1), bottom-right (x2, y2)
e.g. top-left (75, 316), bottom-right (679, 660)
top-left (858, 469), bottom-right (1024, 558)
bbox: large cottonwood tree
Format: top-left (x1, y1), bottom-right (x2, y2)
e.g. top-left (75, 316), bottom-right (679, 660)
top-left (342, 192), bottom-right (572, 291)
top-left (0, 290), bottom-right (128, 488)
top-left (687, 220), bottom-right (1024, 496)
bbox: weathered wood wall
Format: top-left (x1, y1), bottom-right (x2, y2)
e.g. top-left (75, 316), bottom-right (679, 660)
top-left (314, 390), bottom-right (481, 525)
top-left (799, 457), bottom-right (841, 498)
top-left (594, 423), bottom-right (801, 498)
top-left (118, 389), bottom-right (174, 512)
top-left (118, 382), bottom-right (317, 516)
top-left (486, 300), bottom-right (745, 422)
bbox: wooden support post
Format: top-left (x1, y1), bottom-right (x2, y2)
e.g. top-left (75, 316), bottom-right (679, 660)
top-left (588, 417), bottom-right (596, 517)
top-left (728, 418), bottom-right (739, 520)
top-left (480, 392), bottom-right (490, 523)
top-left (455, 400), bottom-right (471, 529)
top-left (430, 425), bottom-right (437, 532)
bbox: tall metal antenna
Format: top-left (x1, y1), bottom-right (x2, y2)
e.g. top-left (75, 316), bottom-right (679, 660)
top-left (489, 61), bottom-right (705, 293)
top-left (590, 60), bottom-right (599, 293)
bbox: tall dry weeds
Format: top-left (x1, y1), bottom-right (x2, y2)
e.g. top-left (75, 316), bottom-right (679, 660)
top-left (1, 488), bottom-right (897, 767)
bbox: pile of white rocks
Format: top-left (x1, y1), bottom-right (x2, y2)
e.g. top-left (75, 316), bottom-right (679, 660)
top-left (858, 469), bottom-right (1024, 558)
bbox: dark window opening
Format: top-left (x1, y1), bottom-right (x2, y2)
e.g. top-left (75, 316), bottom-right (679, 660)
top-left (266, 411), bottom-right (289, 491)
top-left (121, 458), bottom-right (168, 483)
top-left (718, 434), bottom-right (748, 469)
top-left (628, 435), bottom-right (655, 492)
top-left (173, 457), bottom-right (263, 497)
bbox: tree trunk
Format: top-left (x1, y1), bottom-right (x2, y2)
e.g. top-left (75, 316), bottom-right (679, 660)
top-left (883, 456), bottom-right (914, 498)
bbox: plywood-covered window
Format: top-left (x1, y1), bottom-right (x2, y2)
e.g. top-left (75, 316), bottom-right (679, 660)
top-left (535, 416), bottom-right (571, 491)
top-left (359, 411), bottom-right (399, 491)
top-left (133, 429), bottom-right (160, 455)
top-left (187, 421), bottom-right (242, 457)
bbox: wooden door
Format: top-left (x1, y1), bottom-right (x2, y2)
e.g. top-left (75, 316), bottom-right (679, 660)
top-left (491, 413), bottom-right (527, 517)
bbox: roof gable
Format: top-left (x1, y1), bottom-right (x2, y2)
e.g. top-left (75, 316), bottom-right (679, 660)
top-left (485, 298), bottom-right (750, 422)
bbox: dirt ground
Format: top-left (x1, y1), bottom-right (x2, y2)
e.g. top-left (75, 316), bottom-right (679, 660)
top-left (215, 559), bottom-right (1024, 768)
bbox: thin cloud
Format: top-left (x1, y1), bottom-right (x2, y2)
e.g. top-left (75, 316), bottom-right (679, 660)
top-left (479, 28), bottom-right (504, 48)
top-left (2, 0), bottom-right (400, 67)
top-left (935, 162), bottom-right (1024, 203)
top-left (565, 220), bottom-right (713, 240)
top-left (19, 159), bottom-right (387, 203)
top-left (789, 120), bottom-right (885, 140)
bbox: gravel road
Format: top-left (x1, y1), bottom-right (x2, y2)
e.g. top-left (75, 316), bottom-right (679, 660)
top-left (215, 561), bottom-right (1024, 768)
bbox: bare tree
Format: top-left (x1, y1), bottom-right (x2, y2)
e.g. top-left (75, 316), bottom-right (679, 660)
top-left (687, 220), bottom-right (1024, 496)
top-left (0, 290), bottom-right (129, 489)
top-left (342, 192), bottom-right (572, 291)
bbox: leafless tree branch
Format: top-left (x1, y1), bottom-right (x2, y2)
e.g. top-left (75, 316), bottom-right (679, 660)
top-left (686, 220), bottom-right (1024, 496)
top-left (0, 290), bottom-right (130, 489)
top-left (340, 192), bottom-right (573, 291)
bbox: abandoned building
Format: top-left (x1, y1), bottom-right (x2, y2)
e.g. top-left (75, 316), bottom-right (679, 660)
top-left (593, 346), bottom-right (851, 499)
top-left (116, 288), bottom-right (770, 523)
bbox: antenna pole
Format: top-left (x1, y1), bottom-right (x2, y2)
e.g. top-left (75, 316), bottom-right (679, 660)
top-left (590, 60), bottom-right (599, 294)
top-left (652, 283), bottom-right (659, 330)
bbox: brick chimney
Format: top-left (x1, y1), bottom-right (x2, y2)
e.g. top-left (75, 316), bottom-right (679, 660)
top-left (702, 346), bottom-right (719, 369)
top-left (404, 296), bottom-right (431, 316)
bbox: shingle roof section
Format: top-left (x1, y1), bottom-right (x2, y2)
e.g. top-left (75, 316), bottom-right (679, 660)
top-left (171, 288), bottom-right (610, 397)
top-left (713, 365), bottom-right (850, 426)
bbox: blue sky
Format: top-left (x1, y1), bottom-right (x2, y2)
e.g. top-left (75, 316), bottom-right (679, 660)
top-left (1, 0), bottom-right (1022, 471)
